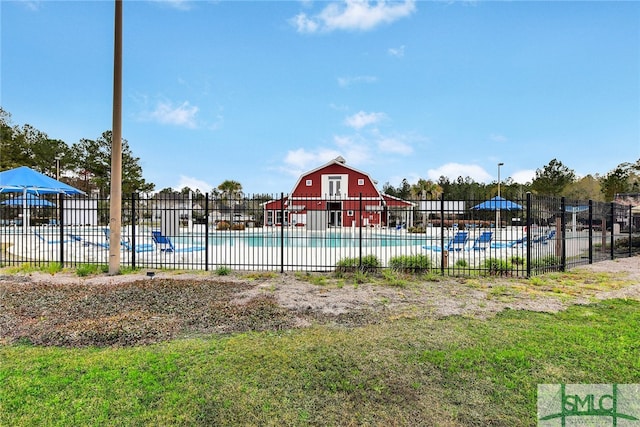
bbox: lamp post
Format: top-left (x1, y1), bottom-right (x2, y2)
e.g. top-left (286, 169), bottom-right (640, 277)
top-left (54, 155), bottom-right (62, 227)
top-left (497, 162), bottom-right (504, 228)
top-left (55, 155), bottom-right (62, 181)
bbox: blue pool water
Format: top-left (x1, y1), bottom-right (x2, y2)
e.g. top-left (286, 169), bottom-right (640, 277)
top-left (177, 231), bottom-right (432, 248)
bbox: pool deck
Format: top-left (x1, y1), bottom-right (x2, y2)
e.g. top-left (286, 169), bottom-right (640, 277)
top-left (1, 225), bottom-right (593, 271)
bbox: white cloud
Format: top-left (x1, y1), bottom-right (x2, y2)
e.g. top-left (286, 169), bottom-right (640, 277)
top-left (292, 0), bottom-right (417, 33)
top-left (337, 75), bottom-right (378, 88)
top-left (290, 13), bottom-right (320, 33)
top-left (148, 100), bottom-right (199, 128)
top-left (283, 147), bottom-right (341, 177)
top-left (344, 111), bottom-right (386, 129)
top-left (333, 135), bottom-right (372, 165)
top-left (377, 137), bottom-right (412, 155)
top-left (426, 163), bottom-right (493, 183)
top-left (20, 1), bottom-right (40, 11)
top-left (282, 135), bottom-right (374, 177)
top-left (175, 175), bottom-right (214, 194)
top-left (152, 0), bottom-right (192, 11)
top-left (511, 169), bottom-right (536, 185)
top-left (388, 45), bottom-right (405, 58)
top-left (490, 133), bottom-right (508, 143)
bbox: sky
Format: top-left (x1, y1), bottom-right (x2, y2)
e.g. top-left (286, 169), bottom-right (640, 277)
top-left (2, 0), bottom-right (639, 195)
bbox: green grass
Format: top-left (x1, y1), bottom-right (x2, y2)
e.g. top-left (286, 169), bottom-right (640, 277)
top-left (215, 265), bottom-right (231, 276)
top-left (75, 263), bottom-right (108, 277)
top-left (2, 262), bottom-right (64, 275)
top-left (2, 299), bottom-right (638, 426)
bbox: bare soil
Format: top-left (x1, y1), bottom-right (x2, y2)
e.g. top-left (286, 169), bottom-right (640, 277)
top-left (1, 257), bottom-right (638, 347)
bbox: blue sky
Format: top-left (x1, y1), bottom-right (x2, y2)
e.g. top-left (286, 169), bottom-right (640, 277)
top-left (2, 0), bottom-right (639, 195)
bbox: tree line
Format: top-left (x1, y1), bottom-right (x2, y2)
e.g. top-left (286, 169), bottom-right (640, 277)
top-left (2, 108), bottom-right (638, 201)
top-left (383, 158), bottom-right (639, 202)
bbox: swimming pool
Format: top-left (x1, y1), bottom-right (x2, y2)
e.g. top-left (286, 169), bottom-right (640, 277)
top-left (178, 230), bottom-right (435, 248)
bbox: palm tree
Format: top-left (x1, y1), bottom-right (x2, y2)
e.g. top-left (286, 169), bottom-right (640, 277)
top-left (217, 180), bottom-right (243, 224)
top-left (411, 179), bottom-right (443, 226)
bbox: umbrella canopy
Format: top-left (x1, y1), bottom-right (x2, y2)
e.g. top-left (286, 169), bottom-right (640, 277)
top-left (0, 166), bottom-right (85, 195)
top-left (0, 166), bottom-right (84, 229)
top-left (566, 205), bottom-right (589, 213)
top-left (471, 196), bottom-right (523, 211)
top-left (1, 194), bottom-right (56, 207)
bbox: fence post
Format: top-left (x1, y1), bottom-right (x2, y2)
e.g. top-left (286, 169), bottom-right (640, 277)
top-left (629, 205), bottom-right (633, 258)
top-left (280, 192), bottom-right (284, 273)
top-left (610, 202), bottom-right (615, 260)
top-left (131, 193), bottom-right (136, 269)
top-left (588, 200), bottom-right (593, 264)
top-left (525, 192), bottom-right (532, 278)
top-left (560, 197), bottom-right (566, 271)
top-left (59, 193), bottom-right (64, 266)
top-left (440, 195), bottom-right (445, 275)
top-left (359, 193), bottom-right (362, 269)
top-left (205, 194), bottom-right (209, 271)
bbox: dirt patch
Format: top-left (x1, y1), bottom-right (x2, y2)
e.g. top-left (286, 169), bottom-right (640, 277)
top-left (1, 257), bottom-right (638, 347)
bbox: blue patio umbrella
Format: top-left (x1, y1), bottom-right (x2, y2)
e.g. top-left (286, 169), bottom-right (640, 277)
top-left (0, 166), bottom-right (84, 228)
top-left (471, 196), bottom-right (523, 211)
top-left (0, 166), bottom-right (85, 195)
top-left (1, 194), bottom-right (56, 207)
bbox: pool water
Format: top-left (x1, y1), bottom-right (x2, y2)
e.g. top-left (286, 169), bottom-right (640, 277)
top-left (179, 231), bottom-right (433, 248)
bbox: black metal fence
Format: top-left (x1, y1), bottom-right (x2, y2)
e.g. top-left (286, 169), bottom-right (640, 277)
top-left (1, 192), bottom-right (638, 277)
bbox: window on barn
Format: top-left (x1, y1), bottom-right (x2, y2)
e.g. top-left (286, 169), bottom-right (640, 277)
top-left (322, 174), bottom-right (348, 198)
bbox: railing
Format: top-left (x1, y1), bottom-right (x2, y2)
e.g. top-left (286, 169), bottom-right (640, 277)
top-left (1, 193), bottom-right (638, 277)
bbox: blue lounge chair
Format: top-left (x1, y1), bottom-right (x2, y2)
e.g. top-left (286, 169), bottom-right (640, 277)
top-left (103, 228), bottom-right (155, 253)
top-left (69, 233), bottom-right (109, 249)
top-left (532, 229), bottom-right (556, 244)
top-left (34, 231), bottom-right (69, 244)
top-left (470, 231), bottom-right (493, 251)
top-left (423, 231), bottom-right (469, 252)
top-left (152, 230), bottom-right (205, 253)
top-left (490, 235), bottom-right (527, 248)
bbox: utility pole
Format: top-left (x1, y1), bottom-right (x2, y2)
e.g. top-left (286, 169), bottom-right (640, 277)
top-left (497, 162), bottom-right (504, 228)
top-left (109, 0), bottom-right (123, 275)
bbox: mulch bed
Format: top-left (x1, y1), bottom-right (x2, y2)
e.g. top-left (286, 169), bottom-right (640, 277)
top-left (0, 277), bottom-right (312, 347)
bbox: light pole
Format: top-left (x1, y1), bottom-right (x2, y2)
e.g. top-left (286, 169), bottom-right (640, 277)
top-left (109, 0), bottom-right (123, 275)
top-left (54, 155), bottom-right (62, 226)
top-left (55, 155), bottom-right (62, 181)
top-left (497, 162), bottom-right (504, 228)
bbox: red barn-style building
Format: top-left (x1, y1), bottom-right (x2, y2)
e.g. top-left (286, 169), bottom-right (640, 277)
top-left (263, 157), bottom-right (414, 229)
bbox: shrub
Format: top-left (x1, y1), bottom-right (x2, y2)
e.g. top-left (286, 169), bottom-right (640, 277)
top-left (231, 223), bottom-right (246, 231)
top-left (216, 221), bottom-right (230, 231)
top-left (531, 255), bottom-right (559, 268)
top-left (614, 236), bottom-right (640, 250)
top-left (43, 263), bottom-right (63, 275)
top-left (483, 258), bottom-right (513, 276)
top-left (216, 265), bottom-right (231, 276)
top-left (389, 254), bottom-right (432, 272)
top-left (407, 226), bottom-right (426, 234)
top-left (336, 255), bottom-right (380, 273)
top-left (510, 256), bottom-right (525, 265)
top-left (455, 259), bottom-right (468, 268)
top-left (76, 264), bottom-right (105, 277)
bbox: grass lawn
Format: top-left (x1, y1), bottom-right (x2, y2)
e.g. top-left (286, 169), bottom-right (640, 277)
top-left (1, 297), bottom-right (639, 426)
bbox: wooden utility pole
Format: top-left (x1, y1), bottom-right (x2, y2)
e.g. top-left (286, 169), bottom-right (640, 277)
top-left (109, 0), bottom-right (123, 275)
